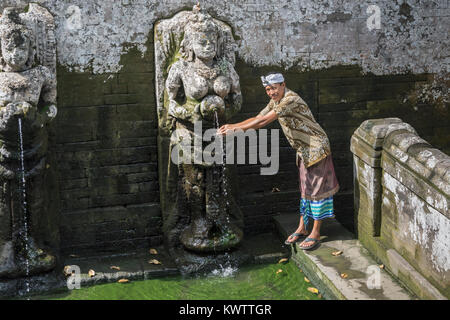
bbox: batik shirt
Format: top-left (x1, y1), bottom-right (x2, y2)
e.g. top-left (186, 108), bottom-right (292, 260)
top-left (258, 88), bottom-right (331, 168)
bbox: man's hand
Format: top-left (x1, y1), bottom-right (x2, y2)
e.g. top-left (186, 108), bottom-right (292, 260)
top-left (217, 124), bottom-right (236, 135)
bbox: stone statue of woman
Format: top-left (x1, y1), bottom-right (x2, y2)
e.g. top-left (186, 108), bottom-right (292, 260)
top-left (156, 5), bottom-right (244, 254)
top-left (0, 6), bottom-right (57, 278)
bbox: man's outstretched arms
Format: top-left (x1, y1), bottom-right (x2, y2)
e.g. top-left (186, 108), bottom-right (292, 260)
top-left (217, 110), bottom-right (278, 135)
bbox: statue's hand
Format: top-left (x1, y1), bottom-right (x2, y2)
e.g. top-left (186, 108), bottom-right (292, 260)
top-left (168, 102), bottom-right (189, 120)
top-left (200, 95), bottom-right (225, 119)
top-left (0, 102), bottom-right (35, 126)
top-left (46, 104), bottom-right (57, 120)
top-left (0, 165), bottom-right (15, 180)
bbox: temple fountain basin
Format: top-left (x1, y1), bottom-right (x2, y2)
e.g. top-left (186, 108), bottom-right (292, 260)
top-left (0, 231), bottom-right (290, 298)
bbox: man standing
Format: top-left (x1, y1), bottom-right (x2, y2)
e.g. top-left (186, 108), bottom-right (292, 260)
top-left (217, 73), bottom-right (339, 250)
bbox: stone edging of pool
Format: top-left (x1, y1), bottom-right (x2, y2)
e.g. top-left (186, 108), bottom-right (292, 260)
top-left (1, 232), bottom-right (290, 298)
top-left (274, 213), bottom-right (417, 300)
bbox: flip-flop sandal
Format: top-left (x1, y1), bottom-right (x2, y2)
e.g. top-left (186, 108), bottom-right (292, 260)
top-left (299, 237), bottom-right (321, 250)
top-left (284, 232), bottom-right (307, 245)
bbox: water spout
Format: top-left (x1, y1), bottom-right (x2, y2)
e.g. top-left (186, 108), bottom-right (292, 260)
top-left (18, 118), bottom-right (30, 296)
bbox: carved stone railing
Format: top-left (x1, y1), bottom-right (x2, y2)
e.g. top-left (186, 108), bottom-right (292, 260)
top-left (351, 118), bottom-right (449, 300)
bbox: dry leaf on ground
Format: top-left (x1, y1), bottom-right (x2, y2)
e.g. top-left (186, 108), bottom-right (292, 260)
top-left (276, 269), bottom-right (283, 274)
top-left (331, 250), bottom-right (343, 256)
top-left (340, 273), bottom-right (348, 279)
top-left (304, 277), bottom-right (310, 283)
top-left (379, 264), bottom-right (385, 269)
top-left (110, 266), bottom-right (121, 271)
top-left (63, 266), bottom-right (72, 277)
top-left (88, 269), bottom-right (95, 277)
top-left (149, 248), bottom-right (158, 255)
top-left (307, 287), bottom-right (319, 294)
top-left (148, 259), bottom-right (162, 265)
top-left (278, 258), bottom-right (288, 264)
top-left (118, 279), bottom-right (129, 283)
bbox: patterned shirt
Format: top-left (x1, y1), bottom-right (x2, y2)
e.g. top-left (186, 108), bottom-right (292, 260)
top-left (258, 88), bottom-right (331, 168)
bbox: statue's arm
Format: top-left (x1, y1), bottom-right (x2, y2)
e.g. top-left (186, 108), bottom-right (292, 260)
top-left (40, 66), bottom-right (57, 120)
top-left (225, 66), bottom-right (242, 121)
top-left (166, 62), bottom-right (201, 122)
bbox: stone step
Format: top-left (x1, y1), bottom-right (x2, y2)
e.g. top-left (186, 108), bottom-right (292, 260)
top-left (274, 213), bottom-right (415, 300)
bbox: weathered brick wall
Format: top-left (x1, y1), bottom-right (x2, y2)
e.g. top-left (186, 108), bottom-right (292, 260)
top-left (53, 44), bottom-right (162, 254)
top-left (351, 118), bottom-right (449, 299)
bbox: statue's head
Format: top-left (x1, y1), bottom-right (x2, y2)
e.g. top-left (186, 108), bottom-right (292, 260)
top-left (180, 6), bottom-right (221, 62)
top-left (0, 8), bottom-right (33, 72)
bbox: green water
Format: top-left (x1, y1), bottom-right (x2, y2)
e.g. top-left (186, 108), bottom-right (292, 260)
top-left (33, 261), bottom-right (322, 300)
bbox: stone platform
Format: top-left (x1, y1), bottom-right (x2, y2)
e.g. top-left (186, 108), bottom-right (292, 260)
top-left (274, 213), bottom-right (415, 300)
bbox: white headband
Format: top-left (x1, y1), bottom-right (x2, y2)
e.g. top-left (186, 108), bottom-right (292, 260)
top-left (261, 73), bottom-right (284, 87)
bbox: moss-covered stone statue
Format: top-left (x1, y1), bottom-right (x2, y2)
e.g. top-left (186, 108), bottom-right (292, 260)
top-left (155, 5), bottom-right (243, 256)
top-left (0, 5), bottom-right (58, 278)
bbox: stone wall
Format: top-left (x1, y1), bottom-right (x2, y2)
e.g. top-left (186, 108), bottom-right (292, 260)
top-left (351, 118), bottom-right (449, 299)
top-left (53, 45), bottom-right (162, 255)
top-left (0, 1), bottom-right (448, 254)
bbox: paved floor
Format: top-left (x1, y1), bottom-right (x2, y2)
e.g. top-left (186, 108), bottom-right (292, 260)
top-left (274, 213), bottom-right (415, 300)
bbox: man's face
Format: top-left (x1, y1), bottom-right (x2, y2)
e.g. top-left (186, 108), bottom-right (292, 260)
top-left (265, 82), bottom-right (285, 102)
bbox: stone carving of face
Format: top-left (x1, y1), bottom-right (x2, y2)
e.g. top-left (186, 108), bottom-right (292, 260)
top-left (192, 32), bottom-right (217, 60)
top-left (1, 29), bottom-right (30, 71)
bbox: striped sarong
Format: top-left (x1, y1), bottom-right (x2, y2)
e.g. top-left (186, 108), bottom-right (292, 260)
top-left (300, 196), bottom-right (335, 228)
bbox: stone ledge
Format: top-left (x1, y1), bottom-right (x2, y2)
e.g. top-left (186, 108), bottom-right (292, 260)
top-left (350, 118), bottom-right (417, 168)
top-left (274, 213), bottom-right (414, 300)
top-left (353, 118), bottom-right (416, 150)
top-left (383, 130), bottom-right (450, 198)
top-left (386, 249), bottom-right (447, 300)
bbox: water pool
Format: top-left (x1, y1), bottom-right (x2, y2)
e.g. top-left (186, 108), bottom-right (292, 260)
top-left (32, 261), bottom-right (322, 300)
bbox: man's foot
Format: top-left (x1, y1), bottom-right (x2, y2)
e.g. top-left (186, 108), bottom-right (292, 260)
top-left (299, 233), bottom-right (321, 250)
top-left (285, 229), bottom-right (308, 244)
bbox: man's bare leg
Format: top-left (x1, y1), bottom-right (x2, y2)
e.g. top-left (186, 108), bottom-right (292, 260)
top-left (299, 219), bottom-right (322, 248)
top-left (285, 215), bottom-right (309, 244)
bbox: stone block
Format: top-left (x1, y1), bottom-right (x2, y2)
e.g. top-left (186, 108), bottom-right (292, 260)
top-left (386, 249), bottom-right (447, 300)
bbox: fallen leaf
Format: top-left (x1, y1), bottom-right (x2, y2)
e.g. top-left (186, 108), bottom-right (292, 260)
top-left (149, 248), bottom-right (158, 255)
top-left (278, 258), bottom-right (288, 264)
top-left (148, 259), bottom-right (162, 265)
top-left (307, 287), bottom-right (319, 294)
top-left (340, 273), bottom-right (348, 279)
top-left (118, 278), bottom-right (129, 283)
top-left (110, 266), bottom-right (121, 271)
top-left (379, 264), bottom-right (385, 269)
top-left (271, 187), bottom-right (280, 193)
top-left (88, 269), bottom-right (95, 277)
top-left (276, 269), bottom-right (283, 274)
top-left (304, 277), bottom-right (310, 283)
top-left (331, 250), bottom-right (343, 256)
top-left (63, 266), bottom-right (72, 277)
